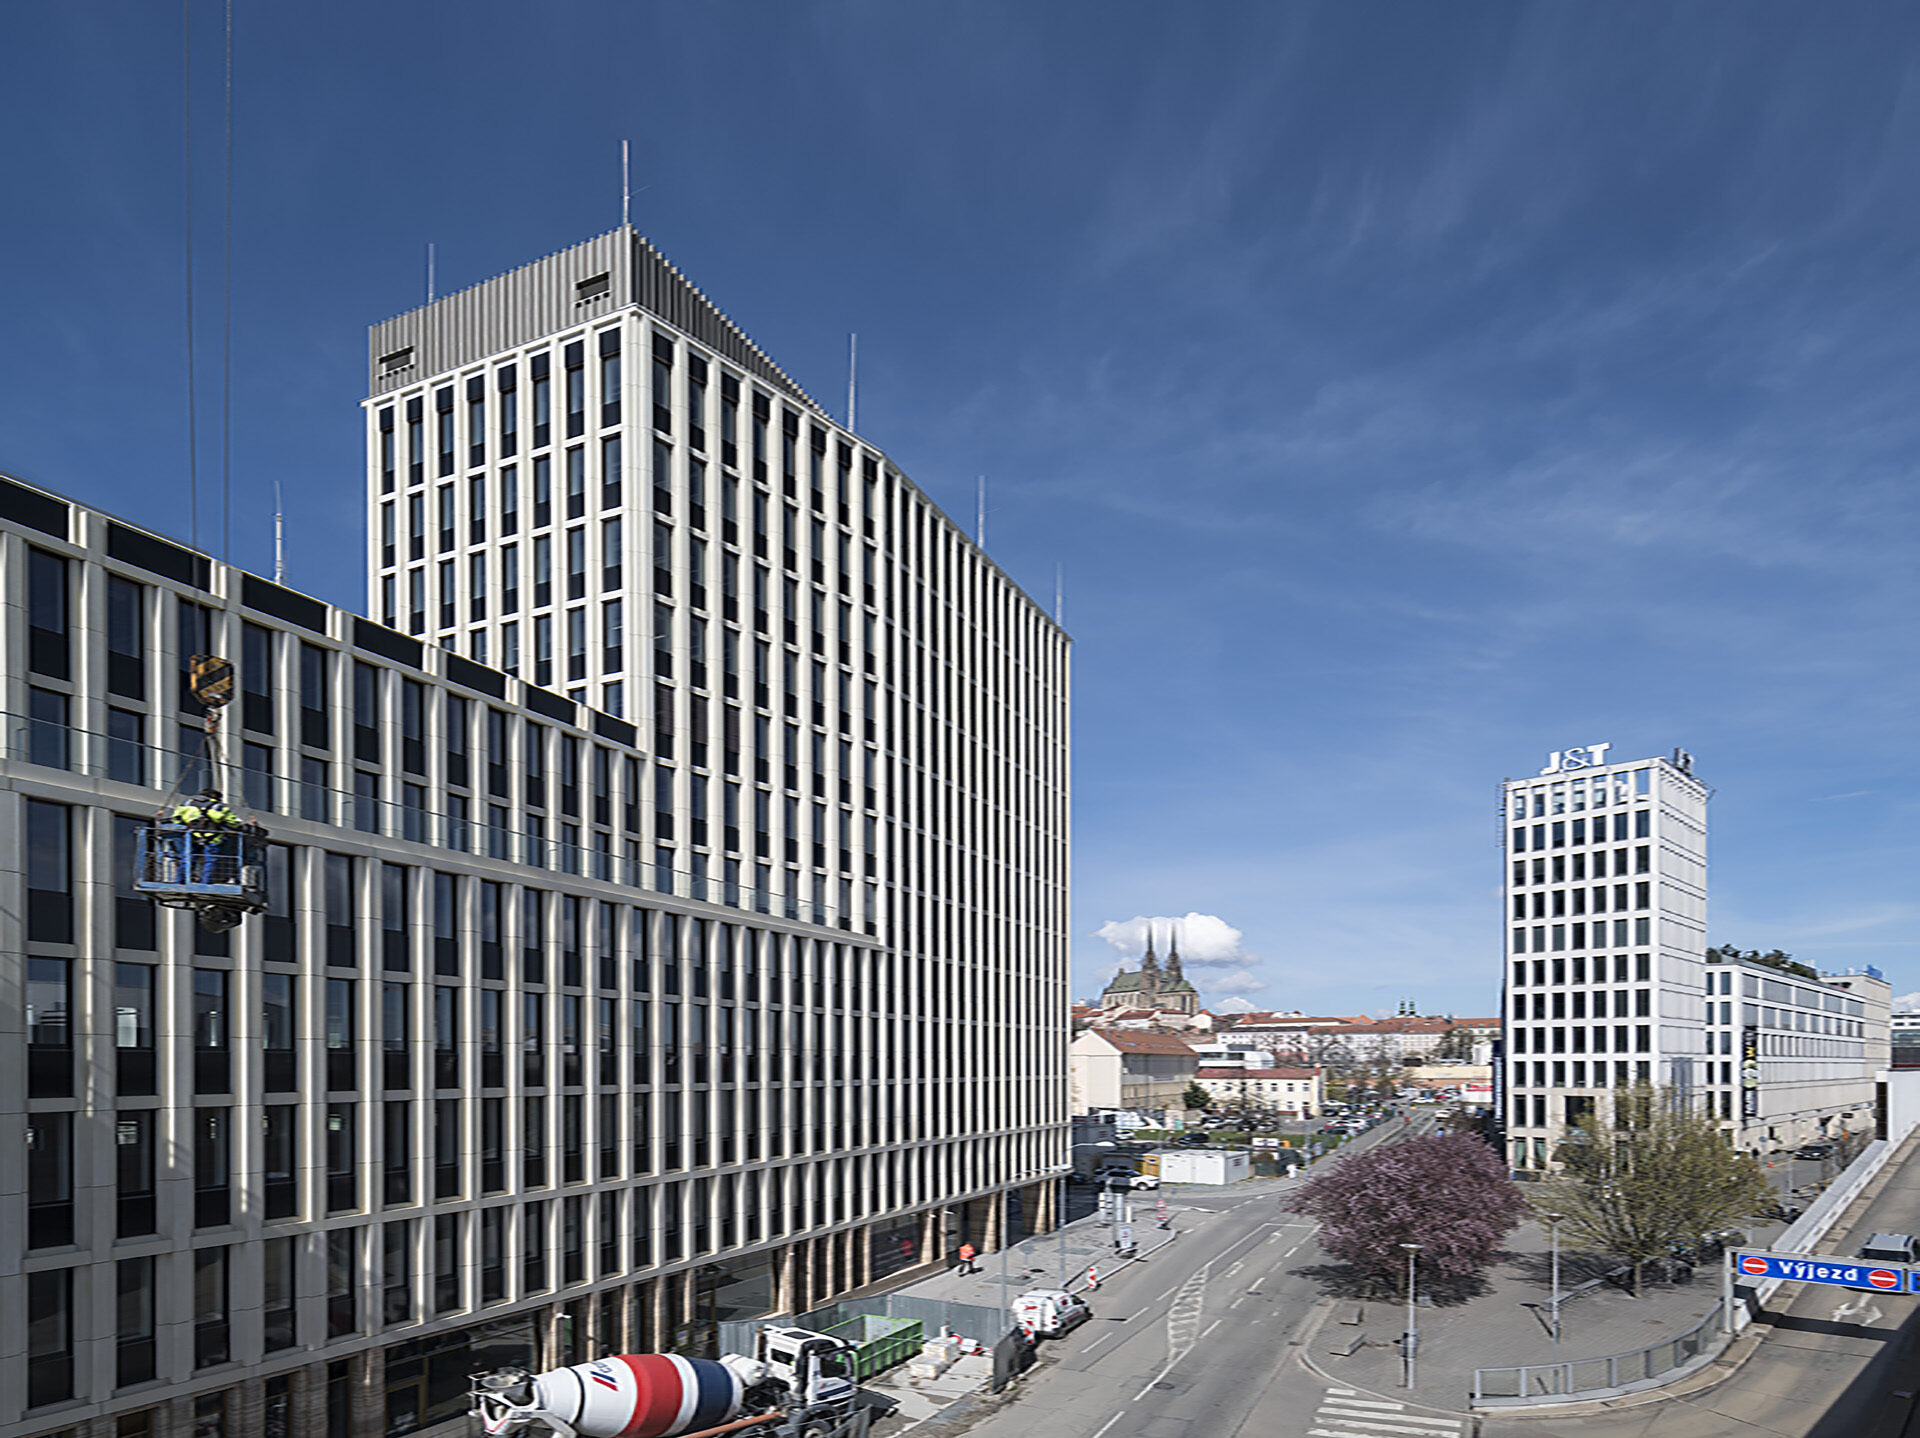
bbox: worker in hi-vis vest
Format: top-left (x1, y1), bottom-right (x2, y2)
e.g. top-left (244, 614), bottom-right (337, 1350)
top-left (170, 788), bottom-right (241, 882)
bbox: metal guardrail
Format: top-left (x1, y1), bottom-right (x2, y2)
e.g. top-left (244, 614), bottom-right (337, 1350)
top-left (1472, 1300), bottom-right (1727, 1405)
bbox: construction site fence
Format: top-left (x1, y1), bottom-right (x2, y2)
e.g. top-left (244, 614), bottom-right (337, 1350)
top-left (719, 1294), bottom-right (1009, 1360)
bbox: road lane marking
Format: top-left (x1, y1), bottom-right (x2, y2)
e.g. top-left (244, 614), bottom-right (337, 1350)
top-left (1091, 1413), bottom-right (1127, 1438)
top-left (1230, 1296), bottom-right (1244, 1308)
top-left (1322, 1412), bottom-right (1464, 1430)
top-left (1135, 1260), bottom-right (1211, 1400)
top-left (1203, 1318), bottom-right (1222, 1336)
top-left (1309, 1391), bottom-right (1465, 1438)
top-left (1833, 1295), bottom-right (1883, 1324)
top-left (1081, 1332), bottom-right (1111, 1351)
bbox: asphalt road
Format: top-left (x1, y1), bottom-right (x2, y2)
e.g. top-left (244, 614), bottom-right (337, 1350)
top-left (941, 1123), bottom-right (1920, 1438)
top-left (945, 1113), bottom-right (1442, 1438)
top-left (1499, 1136), bottom-right (1920, 1438)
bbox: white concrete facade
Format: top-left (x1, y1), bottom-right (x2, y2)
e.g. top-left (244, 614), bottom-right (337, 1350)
top-left (1192, 1067), bottom-right (1323, 1118)
top-left (1718, 959), bottom-right (1889, 1153)
top-left (0, 232), bottom-right (1068, 1438)
top-left (1068, 1030), bottom-right (1198, 1119)
top-left (1500, 746), bottom-right (1711, 1167)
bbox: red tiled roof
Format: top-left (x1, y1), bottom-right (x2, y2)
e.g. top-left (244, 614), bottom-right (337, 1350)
top-left (1083, 1029), bottom-right (1199, 1054)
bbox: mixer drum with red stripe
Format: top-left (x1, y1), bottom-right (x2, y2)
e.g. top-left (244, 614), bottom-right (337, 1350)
top-left (477, 1353), bottom-right (745, 1437)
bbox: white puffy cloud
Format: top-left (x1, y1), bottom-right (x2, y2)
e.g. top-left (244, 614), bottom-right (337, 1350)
top-left (1094, 912), bottom-right (1249, 967)
top-left (1892, 992), bottom-right (1920, 1014)
top-left (1204, 968), bottom-right (1269, 996)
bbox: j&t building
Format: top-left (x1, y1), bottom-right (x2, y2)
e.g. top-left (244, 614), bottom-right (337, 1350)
top-left (1499, 744), bottom-right (1886, 1169)
top-left (0, 229), bottom-right (1070, 1438)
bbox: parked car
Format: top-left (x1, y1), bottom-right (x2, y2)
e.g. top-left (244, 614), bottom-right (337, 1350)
top-left (1856, 1233), bottom-right (1920, 1264)
top-left (1094, 1167), bottom-right (1159, 1190)
top-left (1794, 1143), bottom-right (1835, 1161)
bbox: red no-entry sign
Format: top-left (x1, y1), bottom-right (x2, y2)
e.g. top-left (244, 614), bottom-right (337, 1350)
top-left (1734, 1249), bottom-right (1920, 1292)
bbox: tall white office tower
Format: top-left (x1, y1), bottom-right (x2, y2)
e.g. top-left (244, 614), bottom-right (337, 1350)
top-left (1499, 745), bottom-right (1710, 1168)
top-left (361, 225), bottom-right (1072, 1299)
top-left (0, 230), bottom-right (1067, 1438)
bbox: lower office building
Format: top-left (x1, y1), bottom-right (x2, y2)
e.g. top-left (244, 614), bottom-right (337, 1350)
top-left (1709, 953), bottom-right (1889, 1154)
top-left (0, 467), bottom-right (1067, 1437)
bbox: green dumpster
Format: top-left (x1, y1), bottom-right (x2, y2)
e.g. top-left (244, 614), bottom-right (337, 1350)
top-left (821, 1314), bottom-right (924, 1380)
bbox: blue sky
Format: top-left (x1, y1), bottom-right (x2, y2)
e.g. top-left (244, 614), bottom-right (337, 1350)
top-left (5, 2), bottom-right (1915, 1014)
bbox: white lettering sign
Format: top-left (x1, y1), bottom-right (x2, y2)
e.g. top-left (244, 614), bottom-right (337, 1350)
top-left (1540, 743), bottom-right (1612, 776)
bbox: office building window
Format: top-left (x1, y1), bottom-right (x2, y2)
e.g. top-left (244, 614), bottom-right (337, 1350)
top-left (194, 1247), bottom-right (230, 1367)
top-left (27, 1268), bottom-right (74, 1407)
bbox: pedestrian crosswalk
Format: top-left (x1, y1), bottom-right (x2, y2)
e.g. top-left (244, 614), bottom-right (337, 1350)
top-left (1308, 1387), bottom-right (1467, 1438)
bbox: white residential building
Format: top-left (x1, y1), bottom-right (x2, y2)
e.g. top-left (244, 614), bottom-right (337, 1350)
top-left (1068, 1030), bottom-right (1199, 1120)
top-left (1193, 1067), bottom-right (1324, 1119)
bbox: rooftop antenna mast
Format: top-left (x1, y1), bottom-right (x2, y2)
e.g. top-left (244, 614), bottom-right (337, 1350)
top-left (622, 140), bottom-right (631, 227)
top-left (426, 242), bottom-right (435, 303)
top-left (273, 481), bottom-right (285, 583)
top-left (1054, 563), bottom-right (1063, 622)
top-left (846, 332), bottom-right (857, 432)
top-left (977, 475), bottom-right (987, 549)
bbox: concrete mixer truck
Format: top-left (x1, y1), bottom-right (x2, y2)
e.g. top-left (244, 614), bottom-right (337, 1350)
top-left (470, 1324), bottom-right (869, 1438)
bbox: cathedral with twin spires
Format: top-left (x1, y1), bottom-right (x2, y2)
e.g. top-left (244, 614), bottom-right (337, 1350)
top-left (1097, 926), bottom-right (1200, 1015)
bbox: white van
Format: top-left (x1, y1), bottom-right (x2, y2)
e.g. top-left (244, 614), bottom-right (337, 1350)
top-left (1013, 1289), bottom-right (1093, 1337)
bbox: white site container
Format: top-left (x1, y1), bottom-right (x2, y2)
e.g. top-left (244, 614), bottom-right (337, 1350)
top-left (1149, 1148), bottom-right (1252, 1185)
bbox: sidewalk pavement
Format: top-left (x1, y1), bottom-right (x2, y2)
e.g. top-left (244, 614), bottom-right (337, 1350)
top-left (1309, 1210), bottom-right (1793, 1412)
top-left (859, 1178), bottom-right (1300, 1434)
top-left (888, 1182), bottom-right (1293, 1312)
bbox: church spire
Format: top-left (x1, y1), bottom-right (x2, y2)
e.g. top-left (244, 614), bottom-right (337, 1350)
top-left (1166, 925), bottom-right (1184, 982)
top-left (1140, 926), bottom-right (1160, 974)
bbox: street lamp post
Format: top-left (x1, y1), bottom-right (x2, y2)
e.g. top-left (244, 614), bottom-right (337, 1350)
top-left (1401, 1243), bottom-right (1422, 1389)
top-left (1542, 1211), bottom-right (1563, 1357)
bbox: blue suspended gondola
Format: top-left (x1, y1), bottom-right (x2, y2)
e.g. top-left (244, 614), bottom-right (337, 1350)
top-left (133, 822), bottom-right (269, 915)
top-left (131, 653), bottom-right (270, 932)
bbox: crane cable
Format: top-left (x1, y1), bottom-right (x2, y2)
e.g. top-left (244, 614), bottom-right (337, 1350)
top-left (150, 659), bottom-right (258, 829)
top-left (220, 0), bottom-right (233, 563)
top-left (181, 0), bottom-right (198, 550)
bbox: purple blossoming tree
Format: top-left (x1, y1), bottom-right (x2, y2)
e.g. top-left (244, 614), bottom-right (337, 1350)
top-left (1287, 1135), bottom-right (1525, 1295)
